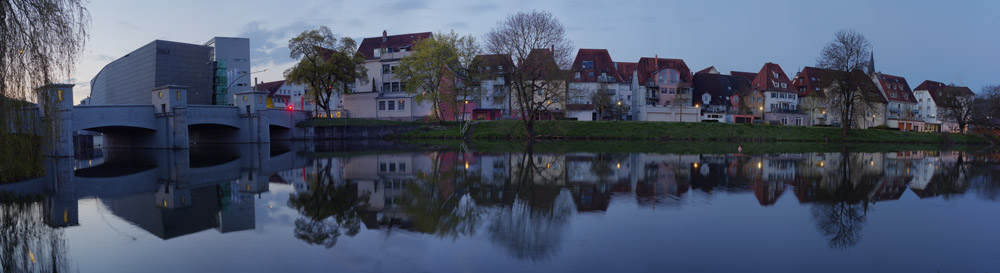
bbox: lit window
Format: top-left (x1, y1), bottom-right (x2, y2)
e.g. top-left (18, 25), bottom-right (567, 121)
top-left (399, 100), bottom-right (405, 110)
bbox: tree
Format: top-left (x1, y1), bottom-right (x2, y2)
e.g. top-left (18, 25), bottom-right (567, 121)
top-left (485, 10), bottom-right (574, 138)
top-left (285, 26), bottom-right (367, 118)
top-left (1, 0), bottom-right (89, 182)
top-left (936, 86), bottom-right (976, 133)
top-left (977, 85), bottom-right (1000, 128)
top-left (816, 29), bottom-right (881, 136)
top-left (396, 31), bottom-right (481, 122)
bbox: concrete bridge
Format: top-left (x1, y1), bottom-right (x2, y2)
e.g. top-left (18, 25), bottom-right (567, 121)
top-left (35, 84), bottom-right (312, 157)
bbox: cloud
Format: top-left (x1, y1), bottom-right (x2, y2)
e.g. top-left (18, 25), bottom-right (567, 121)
top-left (389, 0), bottom-right (430, 10)
top-left (90, 54), bottom-right (118, 62)
top-left (445, 22), bottom-right (468, 29)
top-left (236, 20), bottom-right (319, 73)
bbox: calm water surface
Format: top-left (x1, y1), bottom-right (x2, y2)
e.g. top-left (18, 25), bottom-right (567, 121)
top-left (2, 141), bottom-right (999, 273)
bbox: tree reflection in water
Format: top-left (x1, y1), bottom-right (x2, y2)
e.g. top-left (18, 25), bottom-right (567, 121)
top-left (808, 151), bottom-right (876, 250)
top-left (0, 194), bottom-right (70, 273)
top-left (287, 158), bottom-right (369, 248)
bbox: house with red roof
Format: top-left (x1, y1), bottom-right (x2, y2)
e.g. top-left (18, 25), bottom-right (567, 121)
top-left (913, 80), bottom-right (975, 133)
top-left (752, 63), bottom-right (808, 126)
top-left (692, 67), bottom-right (754, 123)
top-left (631, 57), bottom-right (700, 122)
top-left (566, 49), bottom-right (632, 121)
top-left (872, 72), bottom-right (922, 131)
top-left (791, 67), bottom-right (835, 126)
top-left (468, 54), bottom-right (514, 120)
top-left (254, 80), bottom-right (313, 112)
top-left (342, 31), bottom-right (435, 120)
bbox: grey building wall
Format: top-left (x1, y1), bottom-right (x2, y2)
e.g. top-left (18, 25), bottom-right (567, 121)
top-left (90, 40), bottom-right (213, 105)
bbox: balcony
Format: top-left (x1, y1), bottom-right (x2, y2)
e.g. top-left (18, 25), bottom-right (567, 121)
top-left (767, 108), bottom-right (802, 114)
top-left (596, 75), bottom-right (617, 83)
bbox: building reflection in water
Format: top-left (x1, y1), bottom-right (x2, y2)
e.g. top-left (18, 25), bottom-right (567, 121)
top-left (2, 142), bottom-right (1000, 264)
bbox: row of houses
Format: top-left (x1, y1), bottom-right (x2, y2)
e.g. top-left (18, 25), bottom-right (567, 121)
top-left (257, 31), bottom-right (975, 133)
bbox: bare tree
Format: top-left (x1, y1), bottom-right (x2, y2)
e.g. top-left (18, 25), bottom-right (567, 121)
top-left (485, 10), bottom-right (574, 138)
top-left (1, 0), bottom-right (89, 182)
top-left (816, 29), bottom-right (881, 136)
top-left (936, 86), bottom-right (976, 133)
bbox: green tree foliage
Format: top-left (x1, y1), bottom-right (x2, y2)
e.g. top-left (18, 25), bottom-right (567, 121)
top-left (285, 26), bottom-right (367, 117)
top-left (397, 31), bottom-right (481, 122)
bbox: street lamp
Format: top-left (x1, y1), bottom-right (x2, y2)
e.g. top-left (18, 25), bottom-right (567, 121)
top-left (224, 69), bottom-right (268, 105)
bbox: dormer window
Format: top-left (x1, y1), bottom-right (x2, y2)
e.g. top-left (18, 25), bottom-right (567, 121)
top-left (772, 72), bottom-right (778, 79)
top-left (574, 72), bottom-right (581, 79)
top-left (582, 61), bottom-right (594, 69)
top-left (773, 81), bottom-right (779, 88)
top-left (374, 49), bottom-right (381, 58)
top-left (781, 83), bottom-right (787, 88)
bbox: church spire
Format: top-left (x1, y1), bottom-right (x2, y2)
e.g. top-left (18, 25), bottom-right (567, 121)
top-left (868, 50), bottom-right (876, 76)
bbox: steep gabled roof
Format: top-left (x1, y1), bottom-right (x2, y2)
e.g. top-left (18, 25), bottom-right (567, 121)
top-left (615, 62), bottom-right (637, 84)
top-left (571, 49), bottom-right (621, 82)
top-left (254, 80), bottom-right (285, 97)
top-left (790, 66), bottom-right (836, 98)
top-left (472, 54), bottom-right (514, 71)
top-left (696, 66), bottom-right (719, 74)
top-left (874, 73), bottom-right (917, 103)
top-left (693, 72), bottom-right (751, 106)
top-left (357, 31), bottom-right (433, 60)
top-left (730, 71), bottom-right (758, 82)
top-left (751, 62), bottom-right (795, 93)
top-left (521, 48), bottom-right (564, 79)
top-left (914, 80), bottom-right (975, 105)
top-left (636, 57), bottom-right (691, 86)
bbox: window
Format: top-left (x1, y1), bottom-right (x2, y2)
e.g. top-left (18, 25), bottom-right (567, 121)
top-left (379, 101), bottom-right (386, 110)
top-left (391, 65), bottom-right (397, 74)
top-left (781, 83), bottom-right (787, 88)
top-left (399, 100), bottom-right (405, 110)
top-left (383, 83), bottom-right (390, 92)
top-left (498, 65), bottom-right (503, 70)
top-left (773, 81), bottom-right (779, 88)
top-left (383, 64), bottom-right (391, 74)
top-left (669, 88), bottom-right (675, 94)
top-left (400, 163), bottom-right (406, 172)
top-left (388, 100), bottom-right (395, 110)
top-left (661, 89), bottom-right (668, 94)
top-left (574, 72), bottom-right (581, 79)
top-left (374, 49), bottom-right (381, 58)
top-left (389, 163), bottom-right (396, 172)
top-left (380, 163), bottom-right (387, 172)
top-left (582, 61), bottom-right (594, 69)
top-left (770, 93), bottom-right (776, 98)
top-left (782, 117), bottom-right (788, 124)
top-left (587, 72), bottom-right (594, 78)
top-left (772, 72), bottom-right (778, 78)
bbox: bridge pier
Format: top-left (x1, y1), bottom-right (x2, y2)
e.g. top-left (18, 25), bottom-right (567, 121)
top-left (36, 84), bottom-right (75, 157)
top-left (152, 86), bottom-right (190, 149)
top-left (235, 91), bottom-right (270, 143)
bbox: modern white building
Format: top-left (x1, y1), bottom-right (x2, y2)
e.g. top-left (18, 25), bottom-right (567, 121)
top-left (206, 37), bottom-right (251, 106)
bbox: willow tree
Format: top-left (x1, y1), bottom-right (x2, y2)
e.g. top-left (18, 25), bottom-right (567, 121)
top-left (1, 0), bottom-right (89, 182)
top-left (397, 31), bottom-right (481, 122)
top-left (485, 10), bottom-right (574, 138)
top-left (285, 26), bottom-right (367, 118)
top-left (816, 29), bottom-right (880, 136)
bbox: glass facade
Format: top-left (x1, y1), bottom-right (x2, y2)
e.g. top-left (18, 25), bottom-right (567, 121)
top-left (213, 60), bottom-right (228, 105)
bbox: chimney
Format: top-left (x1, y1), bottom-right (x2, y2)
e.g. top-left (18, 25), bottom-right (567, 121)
top-left (550, 45), bottom-right (554, 53)
top-left (254, 77), bottom-right (258, 86)
top-left (382, 30), bottom-right (387, 42)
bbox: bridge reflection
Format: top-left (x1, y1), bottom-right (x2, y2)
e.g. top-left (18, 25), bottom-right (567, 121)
top-left (0, 142), bottom-right (312, 239)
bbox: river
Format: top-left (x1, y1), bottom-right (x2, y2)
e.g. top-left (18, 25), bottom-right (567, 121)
top-left (1, 141), bottom-right (998, 272)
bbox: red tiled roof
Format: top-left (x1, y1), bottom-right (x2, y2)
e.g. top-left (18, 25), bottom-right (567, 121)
top-left (254, 80), bottom-right (285, 97)
top-left (916, 80), bottom-right (975, 105)
top-left (636, 57), bottom-right (691, 86)
top-left (790, 66), bottom-right (835, 98)
top-left (875, 73), bottom-right (917, 103)
top-left (472, 54), bottom-right (514, 71)
top-left (357, 31), bottom-right (433, 60)
top-left (615, 62), bottom-right (637, 84)
top-left (696, 66), bottom-right (718, 74)
top-left (571, 49), bottom-right (621, 82)
top-left (521, 48), bottom-right (563, 79)
top-left (751, 62), bottom-right (795, 93)
top-left (730, 71), bottom-right (758, 82)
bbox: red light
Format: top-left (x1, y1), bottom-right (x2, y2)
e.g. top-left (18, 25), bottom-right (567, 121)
top-left (287, 105), bottom-right (293, 111)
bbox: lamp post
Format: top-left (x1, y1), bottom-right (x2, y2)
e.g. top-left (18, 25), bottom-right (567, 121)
top-left (224, 69), bottom-right (268, 105)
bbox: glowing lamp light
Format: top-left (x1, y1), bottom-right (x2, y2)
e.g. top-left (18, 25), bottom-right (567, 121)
top-left (287, 105), bottom-right (293, 111)
top-left (757, 162), bottom-right (762, 169)
top-left (465, 162), bottom-right (469, 169)
top-left (617, 163), bottom-right (621, 169)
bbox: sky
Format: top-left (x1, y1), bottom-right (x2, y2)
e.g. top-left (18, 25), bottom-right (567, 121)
top-left (70, 0), bottom-right (1000, 102)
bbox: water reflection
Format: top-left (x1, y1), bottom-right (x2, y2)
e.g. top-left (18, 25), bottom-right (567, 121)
top-left (1, 142), bottom-right (999, 269)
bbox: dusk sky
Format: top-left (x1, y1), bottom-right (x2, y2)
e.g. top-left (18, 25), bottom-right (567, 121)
top-left (71, 0), bottom-right (999, 101)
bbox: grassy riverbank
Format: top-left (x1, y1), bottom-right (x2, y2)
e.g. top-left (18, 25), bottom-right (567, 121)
top-left (399, 120), bottom-right (993, 144)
